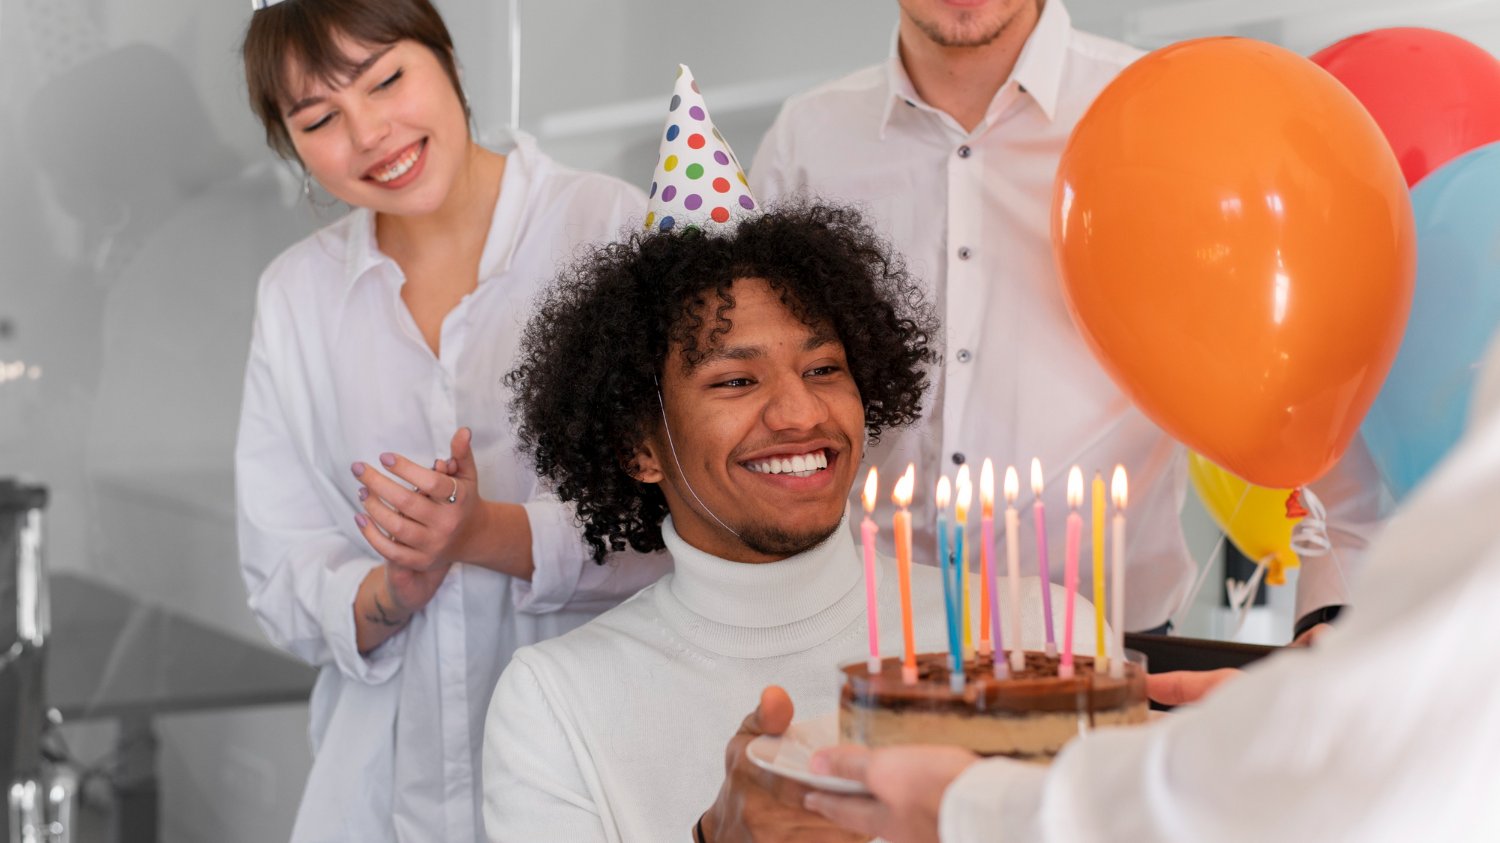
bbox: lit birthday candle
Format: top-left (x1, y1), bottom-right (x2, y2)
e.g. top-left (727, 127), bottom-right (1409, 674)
top-left (936, 477), bottom-right (963, 690)
top-left (1004, 466), bottom-right (1025, 674)
top-left (980, 459), bottom-right (1003, 673)
top-left (893, 464), bottom-right (917, 684)
top-left (978, 459), bottom-right (990, 657)
top-left (1060, 466), bottom-right (1083, 679)
top-left (1111, 465), bottom-right (1129, 679)
top-left (860, 467), bottom-right (881, 676)
top-left (955, 466), bottom-right (973, 662)
top-left (1092, 471), bottom-right (1108, 674)
top-left (1032, 458), bottom-right (1057, 656)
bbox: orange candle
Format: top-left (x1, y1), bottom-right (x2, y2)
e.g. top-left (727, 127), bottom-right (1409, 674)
top-left (893, 464), bottom-right (917, 685)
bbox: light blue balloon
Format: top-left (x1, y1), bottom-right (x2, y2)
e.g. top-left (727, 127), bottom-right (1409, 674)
top-left (1362, 141), bottom-right (1500, 501)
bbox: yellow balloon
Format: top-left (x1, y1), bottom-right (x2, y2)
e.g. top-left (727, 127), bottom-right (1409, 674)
top-left (1187, 453), bottom-right (1301, 586)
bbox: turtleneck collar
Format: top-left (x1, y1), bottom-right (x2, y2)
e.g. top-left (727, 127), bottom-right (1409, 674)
top-left (654, 511), bottom-right (868, 658)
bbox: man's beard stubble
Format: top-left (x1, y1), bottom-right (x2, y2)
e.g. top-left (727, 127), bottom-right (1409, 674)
top-left (735, 518), bottom-right (843, 559)
top-left (908, 3), bottom-right (1027, 49)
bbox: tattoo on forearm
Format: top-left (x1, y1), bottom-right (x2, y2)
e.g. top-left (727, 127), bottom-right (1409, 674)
top-left (366, 593), bottom-right (407, 628)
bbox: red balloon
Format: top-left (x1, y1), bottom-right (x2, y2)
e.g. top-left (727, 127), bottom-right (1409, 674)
top-left (1312, 28), bottom-right (1500, 187)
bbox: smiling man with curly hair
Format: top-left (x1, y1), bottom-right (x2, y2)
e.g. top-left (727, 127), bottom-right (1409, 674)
top-left (481, 202), bottom-right (1092, 843)
top-left (506, 203), bottom-right (933, 566)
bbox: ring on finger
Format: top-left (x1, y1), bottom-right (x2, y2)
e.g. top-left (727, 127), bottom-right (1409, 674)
top-left (446, 476), bottom-right (458, 504)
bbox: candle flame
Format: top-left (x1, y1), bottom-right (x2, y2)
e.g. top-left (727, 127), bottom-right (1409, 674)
top-left (956, 476), bottom-right (972, 520)
top-left (1067, 466), bottom-right (1083, 508)
top-left (955, 464), bottom-right (970, 495)
top-left (1112, 464), bottom-right (1128, 509)
top-left (980, 459), bottom-right (995, 516)
top-left (1031, 457), bottom-right (1044, 495)
top-left (862, 466), bottom-right (879, 513)
top-left (893, 463), bottom-right (915, 508)
top-left (936, 475), bottom-right (951, 510)
top-left (1003, 465), bottom-right (1018, 505)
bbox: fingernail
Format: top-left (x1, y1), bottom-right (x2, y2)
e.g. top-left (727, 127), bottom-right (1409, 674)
top-left (351, 462), bottom-right (365, 477)
top-left (358, 487), bottom-right (368, 501)
top-left (380, 452), bottom-right (396, 467)
top-left (433, 459), bottom-right (442, 470)
top-left (355, 513), bottom-right (369, 528)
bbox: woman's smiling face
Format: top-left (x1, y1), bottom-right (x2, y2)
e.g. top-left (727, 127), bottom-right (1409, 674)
top-left (282, 37), bottom-right (469, 217)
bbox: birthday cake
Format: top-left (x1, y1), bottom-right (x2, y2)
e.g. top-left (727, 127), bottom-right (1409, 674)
top-left (839, 650), bottom-right (1148, 762)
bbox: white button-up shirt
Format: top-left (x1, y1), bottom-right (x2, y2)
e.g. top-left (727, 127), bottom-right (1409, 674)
top-left (940, 337), bottom-right (1500, 842)
top-left (751, 0), bottom-right (1387, 630)
top-left (235, 132), bottom-right (670, 843)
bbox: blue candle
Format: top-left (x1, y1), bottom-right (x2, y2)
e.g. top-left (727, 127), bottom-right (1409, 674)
top-left (936, 477), bottom-right (964, 691)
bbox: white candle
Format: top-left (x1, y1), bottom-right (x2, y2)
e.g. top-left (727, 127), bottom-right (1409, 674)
top-left (1004, 466), bottom-right (1024, 674)
top-left (1111, 465), bottom-right (1128, 679)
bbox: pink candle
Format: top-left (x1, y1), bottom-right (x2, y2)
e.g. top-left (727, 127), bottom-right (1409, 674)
top-left (1060, 466), bottom-right (1083, 679)
top-left (861, 467), bottom-right (881, 675)
top-left (1032, 459), bottom-right (1057, 656)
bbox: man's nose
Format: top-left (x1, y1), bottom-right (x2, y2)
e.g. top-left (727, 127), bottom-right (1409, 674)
top-left (762, 375), bottom-right (829, 431)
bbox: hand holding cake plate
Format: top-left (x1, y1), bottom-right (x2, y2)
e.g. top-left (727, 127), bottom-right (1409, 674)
top-left (745, 714), bottom-right (870, 795)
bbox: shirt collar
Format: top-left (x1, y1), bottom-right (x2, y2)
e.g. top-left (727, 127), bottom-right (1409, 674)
top-left (879, 0), bottom-right (1074, 136)
top-left (661, 510), bottom-right (861, 630)
top-left (340, 130), bottom-right (542, 293)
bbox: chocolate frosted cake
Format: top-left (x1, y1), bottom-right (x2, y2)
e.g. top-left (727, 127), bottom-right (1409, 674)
top-left (839, 651), bottom-right (1148, 762)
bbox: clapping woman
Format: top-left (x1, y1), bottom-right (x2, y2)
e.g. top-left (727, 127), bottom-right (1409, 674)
top-left (235, 2), bottom-right (669, 839)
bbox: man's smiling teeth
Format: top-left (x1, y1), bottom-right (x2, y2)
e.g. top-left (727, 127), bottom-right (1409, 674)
top-left (745, 450), bottom-right (830, 478)
top-left (372, 144), bottom-right (421, 183)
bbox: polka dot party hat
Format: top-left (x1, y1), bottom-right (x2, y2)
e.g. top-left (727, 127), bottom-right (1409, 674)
top-left (645, 65), bottom-right (759, 232)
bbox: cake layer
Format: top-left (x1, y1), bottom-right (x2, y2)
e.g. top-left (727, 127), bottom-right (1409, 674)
top-left (838, 649), bottom-right (1149, 760)
top-left (841, 651), bottom-right (1143, 714)
top-left (839, 699), bottom-right (1148, 760)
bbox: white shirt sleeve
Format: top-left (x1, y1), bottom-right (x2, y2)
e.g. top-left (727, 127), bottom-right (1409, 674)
top-left (1294, 435), bottom-right (1392, 621)
top-left (483, 654), bottom-right (611, 843)
top-left (235, 276), bottom-right (406, 684)
top-left (748, 103), bottom-right (800, 205)
top-left (512, 494), bottom-right (673, 615)
top-left (939, 425), bottom-right (1500, 841)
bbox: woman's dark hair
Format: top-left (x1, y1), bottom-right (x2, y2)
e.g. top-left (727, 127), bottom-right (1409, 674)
top-left (507, 202), bottom-right (937, 563)
top-left (241, 0), bottom-right (467, 162)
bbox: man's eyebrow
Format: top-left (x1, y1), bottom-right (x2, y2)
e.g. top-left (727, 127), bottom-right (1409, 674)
top-left (691, 332), bottom-right (840, 368)
top-left (697, 344), bottom-right (764, 365)
top-left (803, 331), bottom-right (839, 351)
top-left (285, 45), bottom-right (396, 118)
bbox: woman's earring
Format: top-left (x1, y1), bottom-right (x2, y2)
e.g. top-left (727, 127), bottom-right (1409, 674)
top-left (301, 171), bottom-right (313, 201)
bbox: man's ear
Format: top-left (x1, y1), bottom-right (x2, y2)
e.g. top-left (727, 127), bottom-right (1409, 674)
top-left (627, 436), bottom-right (666, 484)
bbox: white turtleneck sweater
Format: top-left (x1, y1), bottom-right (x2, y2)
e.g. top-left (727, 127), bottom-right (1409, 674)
top-left (482, 515), bottom-right (1097, 842)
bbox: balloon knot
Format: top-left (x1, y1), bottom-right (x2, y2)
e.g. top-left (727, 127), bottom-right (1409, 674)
top-left (1285, 488), bottom-right (1309, 519)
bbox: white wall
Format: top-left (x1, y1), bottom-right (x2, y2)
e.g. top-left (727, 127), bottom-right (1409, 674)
top-left (3, 0), bottom-right (1497, 838)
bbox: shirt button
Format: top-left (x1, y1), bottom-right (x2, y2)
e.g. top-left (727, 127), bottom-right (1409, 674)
top-left (957, 145), bottom-right (972, 159)
top-left (956, 349), bottom-right (972, 363)
top-left (957, 246), bottom-right (972, 261)
top-left (952, 452), bottom-right (966, 466)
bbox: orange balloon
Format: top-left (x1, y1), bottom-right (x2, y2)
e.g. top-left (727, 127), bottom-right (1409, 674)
top-left (1052, 38), bottom-right (1415, 489)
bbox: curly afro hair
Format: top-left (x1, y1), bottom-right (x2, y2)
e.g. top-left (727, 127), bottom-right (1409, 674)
top-left (506, 202), bottom-right (938, 562)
